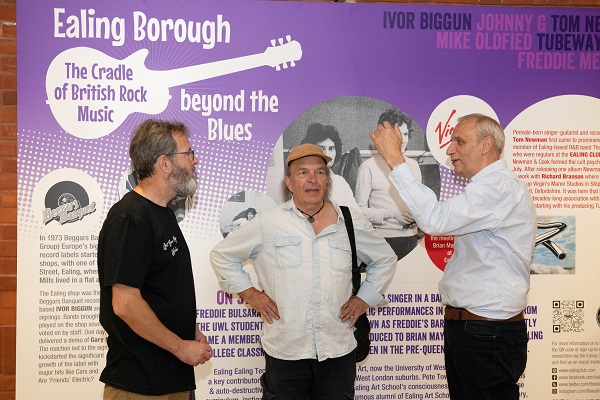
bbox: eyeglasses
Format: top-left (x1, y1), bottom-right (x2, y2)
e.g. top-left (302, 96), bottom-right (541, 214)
top-left (163, 150), bottom-right (195, 161)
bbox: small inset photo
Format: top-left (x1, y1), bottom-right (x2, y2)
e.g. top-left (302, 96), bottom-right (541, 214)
top-left (218, 190), bottom-right (277, 238)
top-left (531, 215), bottom-right (575, 274)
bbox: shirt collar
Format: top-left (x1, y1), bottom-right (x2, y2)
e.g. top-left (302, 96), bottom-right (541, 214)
top-left (282, 198), bottom-right (295, 211)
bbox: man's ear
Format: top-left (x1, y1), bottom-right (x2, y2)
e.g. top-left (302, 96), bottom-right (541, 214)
top-left (156, 155), bottom-right (171, 173)
top-left (481, 135), bottom-right (494, 155)
top-left (284, 175), bottom-right (292, 193)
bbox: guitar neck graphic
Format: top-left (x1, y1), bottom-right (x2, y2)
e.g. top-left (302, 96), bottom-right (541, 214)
top-left (161, 37), bottom-right (301, 86)
top-left (45, 35), bottom-right (302, 139)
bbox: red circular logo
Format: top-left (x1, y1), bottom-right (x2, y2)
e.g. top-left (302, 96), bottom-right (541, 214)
top-left (424, 234), bottom-right (455, 271)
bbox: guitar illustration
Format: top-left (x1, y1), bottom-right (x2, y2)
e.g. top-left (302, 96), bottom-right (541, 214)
top-left (45, 35), bottom-right (302, 139)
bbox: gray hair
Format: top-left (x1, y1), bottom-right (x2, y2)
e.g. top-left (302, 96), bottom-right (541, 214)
top-left (457, 113), bottom-right (505, 155)
top-left (130, 119), bottom-right (190, 180)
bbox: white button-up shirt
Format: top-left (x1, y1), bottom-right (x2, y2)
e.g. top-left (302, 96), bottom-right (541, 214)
top-left (210, 200), bottom-right (396, 361)
top-left (389, 159), bottom-right (536, 319)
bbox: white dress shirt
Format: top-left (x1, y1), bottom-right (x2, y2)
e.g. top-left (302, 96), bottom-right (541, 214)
top-left (389, 159), bottom-right (536, 319)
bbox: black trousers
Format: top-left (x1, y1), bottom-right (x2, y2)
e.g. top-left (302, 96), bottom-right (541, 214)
top-left (260, 350), bottom-right (356, 400)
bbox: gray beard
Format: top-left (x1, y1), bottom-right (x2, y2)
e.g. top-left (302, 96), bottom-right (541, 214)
top-left (174, 176), bottom-right (197, 198)
top-left (169, 163), bottom-right (198, 198)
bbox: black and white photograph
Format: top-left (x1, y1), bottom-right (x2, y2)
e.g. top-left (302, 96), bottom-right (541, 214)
top-left (267, 96), bottom-right (441, 261)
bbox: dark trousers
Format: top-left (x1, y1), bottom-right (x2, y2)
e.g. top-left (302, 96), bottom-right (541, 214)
top-left (260, 351), bottom-right (356, 400)
top-left (444, 319), bottom-right (528, 400)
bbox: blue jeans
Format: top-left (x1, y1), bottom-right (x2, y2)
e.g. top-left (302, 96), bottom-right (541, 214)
top-left (260, 351), bottom-right (356, 400)
top-left (444, 319), bottom-right (528, 400)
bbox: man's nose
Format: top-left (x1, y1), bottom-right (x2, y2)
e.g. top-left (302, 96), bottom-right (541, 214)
top-left (446, 143), bottom-right (455, 156)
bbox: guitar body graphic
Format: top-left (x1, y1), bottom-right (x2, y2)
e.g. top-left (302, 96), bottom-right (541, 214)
top-left (45, 36), bottom-right (302, 138)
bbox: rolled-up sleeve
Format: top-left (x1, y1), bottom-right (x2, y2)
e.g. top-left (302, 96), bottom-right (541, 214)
top-left (210, 218), bottom-right (263, 294)
top-left (350, 211), bottom-right (397, 307)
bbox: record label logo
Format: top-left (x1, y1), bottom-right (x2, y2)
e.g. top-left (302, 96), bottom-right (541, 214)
top-left (42, 181), bottom-right (96, 225)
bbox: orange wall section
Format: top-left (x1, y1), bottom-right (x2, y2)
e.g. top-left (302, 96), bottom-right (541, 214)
top-left (0, 0), bottom-right (17, 397)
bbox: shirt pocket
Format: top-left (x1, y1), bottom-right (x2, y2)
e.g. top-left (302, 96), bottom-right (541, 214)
top-left (328, 238), bottom-right (352, 272)
top-left (273, 236), bottom-right (303, 269)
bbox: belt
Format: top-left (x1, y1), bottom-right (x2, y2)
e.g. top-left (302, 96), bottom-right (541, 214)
top-left (444, 306), bottom-right (524, 322)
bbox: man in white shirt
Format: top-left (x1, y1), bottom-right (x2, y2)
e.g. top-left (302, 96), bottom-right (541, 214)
top-left (210, 144), bottom-right (396, 400)
top-left (370, 114), bottom-right (536, 400)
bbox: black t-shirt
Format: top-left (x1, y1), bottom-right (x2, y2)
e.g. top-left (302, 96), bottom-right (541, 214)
top-left (98, 191), bottom-right (196, 395)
